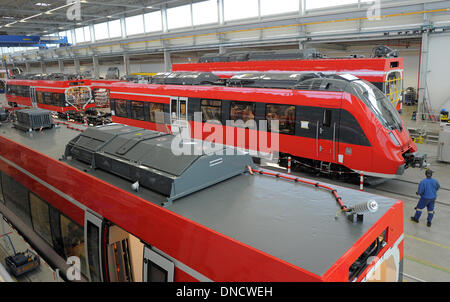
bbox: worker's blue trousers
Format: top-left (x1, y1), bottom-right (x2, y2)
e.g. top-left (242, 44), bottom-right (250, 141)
top-left (413, 197), bottom-right (435, 222)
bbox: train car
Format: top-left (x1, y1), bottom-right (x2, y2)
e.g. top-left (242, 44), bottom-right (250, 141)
top-left (106, 72), bottom-right (425, 179)
top-left (5, 74), bottom-right (94, 120)
top-left (172, 50), bottom-right (404, 112)
top-left (0, 121), bottom-right (404, 282)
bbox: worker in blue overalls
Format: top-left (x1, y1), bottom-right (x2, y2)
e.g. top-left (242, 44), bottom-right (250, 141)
top-left (411, 169), bottom-right (440, 227)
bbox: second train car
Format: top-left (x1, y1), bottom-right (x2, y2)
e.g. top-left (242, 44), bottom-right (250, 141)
top-left (106, 72), bottom-right (425, 179)
top-left (172, 50), bottom-right (404, 112)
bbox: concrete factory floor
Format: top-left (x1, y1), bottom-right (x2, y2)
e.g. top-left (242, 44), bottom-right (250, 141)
top-left (1, 95), bottom-right (449, 282)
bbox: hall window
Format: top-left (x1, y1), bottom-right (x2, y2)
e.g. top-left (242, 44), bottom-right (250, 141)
top-left (201, 99), bottom-right (222, 122)
top-left (144, 11), bottom-right (163, 33)
top-left (193, 0), bottom-right (218, 26)
top-left (265, 104), bottom-right (296, 135)
top-left (167, 4), bottom-right (192, 29)
top-left (224, 0), bottom-right (258, 21)
top-left (260, 0), bottom-right (299, 16)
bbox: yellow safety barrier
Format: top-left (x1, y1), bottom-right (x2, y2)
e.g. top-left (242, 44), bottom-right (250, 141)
top-left (385, 76), bottom-right (403, 110)
top-left (414, 136), bottom-right (424, 144)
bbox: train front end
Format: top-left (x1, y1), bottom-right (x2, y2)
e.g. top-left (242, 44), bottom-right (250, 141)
top-left (346, 76), bottom-right (427, 177)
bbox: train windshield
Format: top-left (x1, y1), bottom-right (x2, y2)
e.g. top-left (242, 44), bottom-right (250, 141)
top-left (352, 79), bottom-right (403, 131)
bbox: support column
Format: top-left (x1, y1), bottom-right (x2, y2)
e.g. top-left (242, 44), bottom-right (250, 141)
top-left (417, 13), bottom-right (431, 119)
top-left (74, 58), bottom-right (81, 74)
top-left (40, 61), bottom-right (46, 73)
top-left (58, 59), bottom-right (64, 73)
top-left (123, 53), bottom-right (130, 76)
top-left (92, 55), bottom-right (99, 79)
top-left (164, 50), bottom-right (172, 72)
top-left (25, 62), bottom-right (30, 73)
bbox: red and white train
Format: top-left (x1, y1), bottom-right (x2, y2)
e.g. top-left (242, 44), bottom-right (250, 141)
top-left (172, 50), bottom-right (404, 112)
top-left (5, 74), bottom-right (94, 119)
top-left (0, 118), bottom-right (404, 282)
top-left (105, 72), bottom-right (424, 179)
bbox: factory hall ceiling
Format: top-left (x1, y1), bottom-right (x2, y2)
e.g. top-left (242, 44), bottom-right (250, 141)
top-left (0, 0), bottom-right (206, 35)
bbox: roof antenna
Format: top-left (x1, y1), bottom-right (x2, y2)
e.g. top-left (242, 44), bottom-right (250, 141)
top-left (131, 181), bottom-right (139, 192)
top-left (347, 200), bottom-right (379, 223)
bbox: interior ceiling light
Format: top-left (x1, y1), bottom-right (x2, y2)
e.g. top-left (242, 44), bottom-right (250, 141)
top-left (35, 2), bottom-right (51, 6)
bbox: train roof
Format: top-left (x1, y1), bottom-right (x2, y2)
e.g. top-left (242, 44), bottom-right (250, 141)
top-left (196, 46), bottom-right (399, 63)
top-left (108, 71), bottom-right (360, 92)
top-left (0, 122), bottom-right (400, 276)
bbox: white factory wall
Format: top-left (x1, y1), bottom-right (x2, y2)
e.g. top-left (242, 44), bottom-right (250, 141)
top-left (425, 33), bottom-right (450, 111)
top-left (402, 51), bottom-right (420, 91)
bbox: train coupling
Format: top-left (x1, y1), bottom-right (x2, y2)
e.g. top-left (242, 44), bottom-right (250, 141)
top-left (404, 152), bottom-right (428, 169)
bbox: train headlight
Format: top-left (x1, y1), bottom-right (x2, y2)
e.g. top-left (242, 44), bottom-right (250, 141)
top-left (389, 132), bottom-right (400, 146)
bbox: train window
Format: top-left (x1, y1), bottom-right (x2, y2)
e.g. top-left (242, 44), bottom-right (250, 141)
top-left (60, 214), bottom-right (87, 278)
top-left (53, 93), bottom-right (64, 107)
top-left (265, 104), bottom-right (295, 135)
top-left (130, 101), bottom-right (145, 121)
top-left (20, 85), bottom-right (29, 97)
top-left (143, 246), bottom-right (174, 282)
top-left (37, 91), bottom-right (44, 104)
top-left (230, 101), bottom-right (256, 123)
top-left (149, 103), bottom-right (165, 124)
top-left (29, 192), bottom-right (53, 246)
top-left (1, 173), bottom-right (32, 228)
top-left (115, 99), bottom-right (128, 118)
top-left (201, 100), bottom-right (222, 122)
top-left (44, 92), bottom-right (53, 105)
top-left (323, 109), bottom-right (332, 128)
top-left (7, 85), bottom-right (14, 95)
top-left (86, 221), bottom-right (102, 282)
top-left (49, 207), bottom-right (65, 258)
top-left (148, 262), bottom-right (167, 282)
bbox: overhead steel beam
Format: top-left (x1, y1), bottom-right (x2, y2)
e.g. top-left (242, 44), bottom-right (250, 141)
top-left (6, 0), bottom-right (450, 63)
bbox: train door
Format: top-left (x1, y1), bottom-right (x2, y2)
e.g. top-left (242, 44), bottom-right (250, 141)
top-left (29, 87), bottom-right (37, 108)
top-left (170, 96), bottom-right (190, 138)
top-left (106, 225), bottom-right (144, 282)
top-left (317, 108), bottom-right (337, 164)
top-left (84, 211), bottom-right (105, 282)
top-left (143, 246), bottom-right (174, 282)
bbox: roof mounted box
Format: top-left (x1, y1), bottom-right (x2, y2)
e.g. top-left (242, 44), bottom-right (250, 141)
top-left (13, 109), bottom-right (53, 132)
top-left (65, 124), bottom-right (254, 204)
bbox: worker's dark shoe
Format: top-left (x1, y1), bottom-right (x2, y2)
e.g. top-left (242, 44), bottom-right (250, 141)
top-left (410, 217), bottom-right (419, 223)
top-left (427, 221), bottom-right (432, 227)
